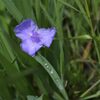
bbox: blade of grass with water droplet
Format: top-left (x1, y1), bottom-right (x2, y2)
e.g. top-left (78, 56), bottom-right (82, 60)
top-left (34, 53), bottom-right (69, 100)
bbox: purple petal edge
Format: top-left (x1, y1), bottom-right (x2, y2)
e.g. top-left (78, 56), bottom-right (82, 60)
top-left (37, 27), bottom-right (56, 47)
top-left (14, 19), bottom-right (37, 33)
top-left (20, 39), bottom-right (42, 56)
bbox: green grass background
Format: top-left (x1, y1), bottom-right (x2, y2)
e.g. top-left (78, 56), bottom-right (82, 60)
top-left (0, 0), bottom-right (100, 100)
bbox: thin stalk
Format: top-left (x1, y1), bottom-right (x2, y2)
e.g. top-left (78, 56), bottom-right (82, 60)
top-left (84, 0), bottom-right (100, 63)
top-left (80, 80), bottom-right (100, 97)
top-left (54, 0), bottom-right (64, 80)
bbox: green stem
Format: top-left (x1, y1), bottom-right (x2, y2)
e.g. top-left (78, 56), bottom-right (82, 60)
top-left (85, 0), bottom-right (100, 63)
top-left (80, 80), bottom-right (100, 97)
top-left (34, 53), bottom-right (69, 100)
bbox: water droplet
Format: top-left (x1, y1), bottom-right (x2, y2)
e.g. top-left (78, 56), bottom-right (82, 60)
top-left (44, 63), bottom-right (49, 69)
top-left (50, 70), bottom-right (53, 74)
top-left (46, 65), bottom-right (49, 68)
top-left (58, 85), bottom-right (63, 90)
top-left (44, 63), bottom-right (48, 66)
top-left (55, 79), bottom-right (63, 90)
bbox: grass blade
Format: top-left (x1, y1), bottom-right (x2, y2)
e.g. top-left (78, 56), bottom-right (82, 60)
top-left (40, 3), bottom-right (55, 26)
top-left (34, 53), bottom-right (69, 100)
top-left (57, 0), bottom-right (79, 12)
top-left (0, 71), bottom-right (12, 100)
top-left (0, 51), bottom-right (33, 97)
top-left (3, 0), bottom-right (23, 22)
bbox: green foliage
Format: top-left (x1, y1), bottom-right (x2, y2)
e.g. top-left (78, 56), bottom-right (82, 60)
top-left (0, 0), bottom-right (100, 100)
top-left (27, 95), bottom-right (44, 100)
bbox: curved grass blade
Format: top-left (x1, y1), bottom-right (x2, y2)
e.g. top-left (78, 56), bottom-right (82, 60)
top-left (40, 3), bottom-right (55, 26)
top-left (0, 20), bottom-right (19, 69)
top-left (74, 0), bottom-right (90, 25)
top-left (57, 0), bottom-right (80, 12)
top-left (27, 95), bottom-right (44, 100)
top-left (0, 52), bottom-right (33, 97)
top-left (0, 71), bottom-right (12, 100)
top-left (0, 20), bottom-right (33, 98)
top-left (54, 1), bottom-right (64, 79)
top-left (13, 0), bottom-right (35, 20)
top-left (82, 91), bottom-right (100, 100)
top-left (34, 53), bottom-right (69, 100)
top-left (3, 0), bottom-right (23, 22)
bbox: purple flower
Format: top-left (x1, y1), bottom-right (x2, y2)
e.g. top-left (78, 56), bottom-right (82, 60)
top-left (14, 19), bottom-right (56, 56)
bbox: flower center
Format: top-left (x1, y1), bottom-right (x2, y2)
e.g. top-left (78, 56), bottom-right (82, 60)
top-left (31, 33), bottom-right (40, 43)
top-left (28, 32), bottom-right (33, 37)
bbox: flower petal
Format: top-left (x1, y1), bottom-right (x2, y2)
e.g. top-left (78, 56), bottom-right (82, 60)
top-left (20, 38), bottom-right (42, 56)
top-left (15, 32), bottom-right (30, 40)
top-left (14, 19), bottom-right (38, 40)
top-left (37, 28), bottom-right (56, 47)
top-left (14, 19), bottom-right (37, 33)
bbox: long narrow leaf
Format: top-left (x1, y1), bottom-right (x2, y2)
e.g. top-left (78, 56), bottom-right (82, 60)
top-left (34, 53), bottom-right (69, 100)
top-left (3, 0), bottom-right (23, 22)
